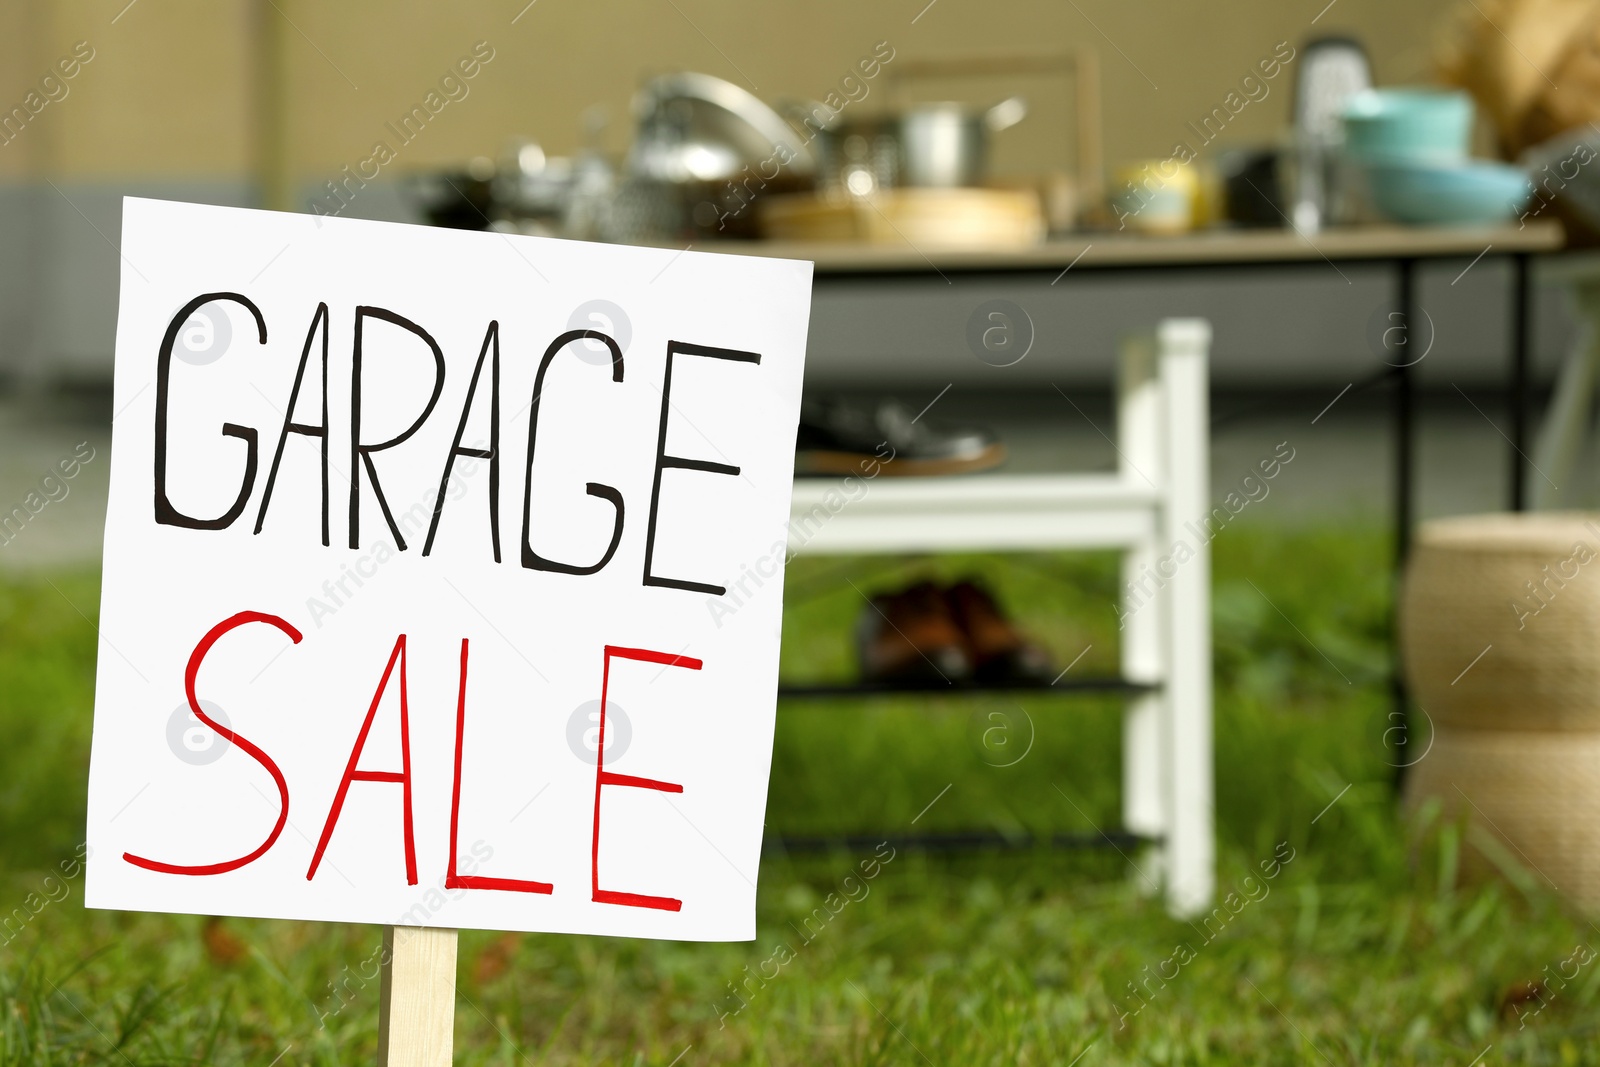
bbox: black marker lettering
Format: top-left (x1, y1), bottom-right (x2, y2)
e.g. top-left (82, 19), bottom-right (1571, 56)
top-left (520, 329), bottom-right (625, 575)
top-left (153, 293), bottom-right (267, 530)
top-left (642, 341), bottom-right (760, 594)
top-left (424, 320), bottom-right (500, 560)
top-left (349, 306), bottom-right (446, 551)
top-left (254, 302), bottom-right (330, 543)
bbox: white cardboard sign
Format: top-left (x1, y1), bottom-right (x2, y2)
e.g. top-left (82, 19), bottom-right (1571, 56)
top-left (84, 198), bottom-right (811, 942)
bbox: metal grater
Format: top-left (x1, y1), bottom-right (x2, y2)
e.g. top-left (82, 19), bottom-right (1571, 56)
top-left (1291, 36), bottom-right (1373, 231)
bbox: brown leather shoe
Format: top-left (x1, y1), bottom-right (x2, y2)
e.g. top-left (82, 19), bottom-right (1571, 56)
top-left (946, 579), bottom-right (1054, 684)
top-left (856, 580), bottom-right (973, 684)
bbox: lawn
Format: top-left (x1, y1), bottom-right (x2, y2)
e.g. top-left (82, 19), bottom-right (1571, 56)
top-left (1, 522), bottom-right (1597, 1065)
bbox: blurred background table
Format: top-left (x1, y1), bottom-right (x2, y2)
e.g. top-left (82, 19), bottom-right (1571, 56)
top-left (722, 219), bottom-right (1566, 562)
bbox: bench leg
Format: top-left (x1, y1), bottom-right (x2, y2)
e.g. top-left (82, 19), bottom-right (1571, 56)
top-left (1117, 330), bottom-right (1166, 894)
top-left (1529, 277), bottom-right (1600, 510)
top-left (1157, 319), bottom-right (1214, 918)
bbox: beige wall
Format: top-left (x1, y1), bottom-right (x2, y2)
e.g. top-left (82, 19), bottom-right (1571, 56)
top-left (1, 0), bottom-right (1460, 195)
top-left (0, 0), bottom-right (252, 179)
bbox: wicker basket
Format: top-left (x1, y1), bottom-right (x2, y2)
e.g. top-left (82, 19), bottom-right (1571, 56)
top-left (1521, 3), bottom-right (1600, 156)
top-left (1400, 512), bottom-right (1600, 730)
top-left (1438, 0), bottom-right (1600, 156)
top-left (1404, 723), bottom-right (1600, 909)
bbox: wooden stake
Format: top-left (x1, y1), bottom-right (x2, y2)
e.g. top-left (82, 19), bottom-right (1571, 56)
top-left (377, 926), bottom-right (458, 1067)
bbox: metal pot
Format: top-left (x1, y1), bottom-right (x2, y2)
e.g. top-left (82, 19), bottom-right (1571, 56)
top-left (899, 97), bottom-right (1027, 188)
top-left (804, 113), bottom-right (902, 197)
top-left (625, 72), bottom-right (817, 240)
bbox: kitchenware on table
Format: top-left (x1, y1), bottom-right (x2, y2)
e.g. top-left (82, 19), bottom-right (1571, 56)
top-left (1337, 86), bottom-right (1531, 226)
top-left (402, 157), bottom-right (497, 230)
top-left (558, 105), bottom-right (618, 241)
top-left (1290, 36), bottom-right (1373, 231)
top-left (899, 97), bottom-right (1028, 187)
top-left (886, 51), bottom-right (1103, 216)
top-left (628, 71), bottom-right (815, 182)
top-left (1219, 147), bottom-right (1285, 228)
top-left (492, 139), bottom-right (575, 236)
top-left (597, 177), bottom-right (681, 244)
top-left (1340, 87), bottom-right (1476, 162)
top-left (1036, 171), bottom-right (1079, 234)
top-left (625, 71), bottom-right (816, 239)
top-left (757, 187), bottom-right (1043, 246)
top-left (1338, 86), bottom-right (1488, 226)
top-left (1363, 157), bottom-right (1531, 225)
top-left (794, 96), bottom-right (1028, 196)
top-left (788, 105), bottom-right (902, 198)
top-left (1110, 160), bottom-right (1198, 235)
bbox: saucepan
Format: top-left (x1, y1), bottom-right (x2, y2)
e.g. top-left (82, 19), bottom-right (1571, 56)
top-left (899, 97), bottom-right (1028, 187)
top-left (796, 96), bottom-right (1029, 194)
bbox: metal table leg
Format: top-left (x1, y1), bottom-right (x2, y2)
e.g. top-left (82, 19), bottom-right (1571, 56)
top-left (1394, 258), bottom-right (1418, 562)
top-left (1511, 252), bottom-right (1532, 511)
top-left (1392, 258), bottom-right (1416, 781)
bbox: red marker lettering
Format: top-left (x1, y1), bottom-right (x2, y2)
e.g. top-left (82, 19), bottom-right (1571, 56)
top-left (307, 634), bottom-right (417, 884)
top-left (445, 638), bottom-right (552, 894)
top-left (123, 610), bottom-right (301, 876)
top-left (591, 644), bottom-right (702, 912)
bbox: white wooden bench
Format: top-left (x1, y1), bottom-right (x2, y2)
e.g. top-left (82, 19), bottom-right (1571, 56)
top-left (786, 318), bottom-right (1214, 917)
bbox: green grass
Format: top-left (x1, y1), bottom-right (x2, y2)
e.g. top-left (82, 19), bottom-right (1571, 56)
top-left (2, 524), bottom-right (1599, 1064)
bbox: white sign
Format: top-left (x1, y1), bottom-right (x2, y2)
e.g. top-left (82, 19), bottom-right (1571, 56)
top-left (85, 198), bottom-right (812, 942)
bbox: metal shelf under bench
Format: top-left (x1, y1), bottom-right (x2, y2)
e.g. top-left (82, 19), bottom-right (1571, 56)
top-left (780, 319), bottom-right (1215, 918)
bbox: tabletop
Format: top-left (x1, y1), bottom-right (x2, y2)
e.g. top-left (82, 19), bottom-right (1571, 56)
top-left (704, 220), bottom-right (1565, 275)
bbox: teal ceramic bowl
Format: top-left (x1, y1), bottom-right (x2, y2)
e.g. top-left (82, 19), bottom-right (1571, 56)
top-left (1365, 159), bottom-right (1531, 225)
top-left (1341, 88), bottom-right (1474, 163)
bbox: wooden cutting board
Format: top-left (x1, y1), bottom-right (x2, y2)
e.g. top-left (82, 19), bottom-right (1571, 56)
top-left (757, 188), bottom-right (1045, 247)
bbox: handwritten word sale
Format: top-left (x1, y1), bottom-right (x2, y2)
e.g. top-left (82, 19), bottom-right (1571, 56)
top-left (124, 619), bottom-right (704, 913)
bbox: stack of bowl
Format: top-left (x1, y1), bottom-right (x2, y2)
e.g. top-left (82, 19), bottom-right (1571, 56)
top-left (1341, 88), bottom-right (1530, 226)
top-left (1400, 513), bottom-right (1600, 908)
